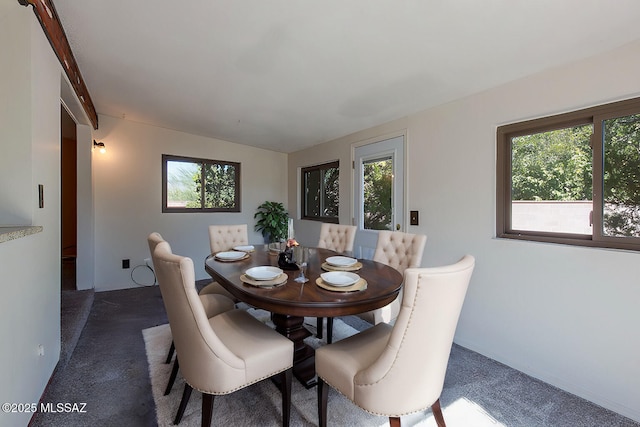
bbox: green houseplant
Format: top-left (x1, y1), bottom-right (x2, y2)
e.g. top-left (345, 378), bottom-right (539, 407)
top-left (254, 201), bottom-right (289, 243)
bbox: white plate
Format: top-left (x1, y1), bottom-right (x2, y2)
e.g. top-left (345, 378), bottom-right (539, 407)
top-left (326, 256), bottom-right (358, 267)
top-left (321, 271), bottom-right (360, 287)
top-left (233, 245), bottom-right (255, 252)
top-left (245, 266), bottom-right (283, 281)
top-left (215, 251), bottom-right (246, 261)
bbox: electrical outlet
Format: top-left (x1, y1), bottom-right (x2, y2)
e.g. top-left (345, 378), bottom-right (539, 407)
top-left (37, 344), bottom-right (44, 356)
top-left (122, 259), bottom-right (130, 269)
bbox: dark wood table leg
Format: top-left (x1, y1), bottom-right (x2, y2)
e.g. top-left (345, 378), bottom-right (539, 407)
top-left (271, 313), bottom-right (317, 388)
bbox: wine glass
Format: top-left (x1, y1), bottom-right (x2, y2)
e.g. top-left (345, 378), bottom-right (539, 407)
top-left (293, 246), bottom-right (309, 283)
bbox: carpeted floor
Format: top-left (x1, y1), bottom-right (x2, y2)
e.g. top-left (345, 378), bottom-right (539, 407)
top-left (144, 308), bottom-right (504, 426)
top-left (60, 289), bottom-right (94, 366)
top-left (31, 285), bottom-right (639, 426)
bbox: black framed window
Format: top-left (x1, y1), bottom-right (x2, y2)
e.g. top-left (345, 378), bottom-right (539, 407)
top-left (301, 161), bottom-right (339, 222)
top-left (162, 154), bottom-right (240, 213)
top-left (496, 97), bottom-right (640, 251)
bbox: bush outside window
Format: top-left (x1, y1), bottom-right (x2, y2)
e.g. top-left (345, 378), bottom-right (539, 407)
top-left (496, 97), bottom-right (640, 251)
top-left (162, 154), bottom-right (240, 212)
top-left (301, 161), bottom-right (339, 222)
top-left (363, 156), bottom-right (393, 231)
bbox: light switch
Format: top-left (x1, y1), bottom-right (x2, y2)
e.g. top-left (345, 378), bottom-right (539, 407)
top-left (38, 184), bottom-right (44, 208)
top-left (410, 210), bottom-right (419, 225)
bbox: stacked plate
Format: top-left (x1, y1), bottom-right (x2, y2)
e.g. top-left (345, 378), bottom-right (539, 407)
top-left (215, 251), bottom-right (247, 261)
top-left (233, 245), bottom-right (255, 252)
top-left (325, 256), bottom-right (358, 268)
top-left (320, 271), bottom-right (360, 287)
top-left (245, 266), bottom-right (283, 281)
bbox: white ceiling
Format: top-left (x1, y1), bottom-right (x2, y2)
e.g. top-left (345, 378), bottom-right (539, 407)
top-left (51, 0), bottom-right (640, 153)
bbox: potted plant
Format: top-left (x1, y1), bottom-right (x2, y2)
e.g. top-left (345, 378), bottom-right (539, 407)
top-left (254, 201), bottom-right (289, 243)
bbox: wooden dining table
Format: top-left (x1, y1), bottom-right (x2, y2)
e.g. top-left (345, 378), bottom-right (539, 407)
top-left (204, 245), bottom-right (403, 388)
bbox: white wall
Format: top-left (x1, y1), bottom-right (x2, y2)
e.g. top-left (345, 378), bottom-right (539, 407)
top-left (0, 6), bottom-right (62, 426)
top-left (0, 2), bottom-right (31, 225)
top-left (91, 115), bottom-right (288, 291)
top-left (75, 123), bottom-right (95, 290)
top-left (288, 41), bottom-right (640, 421)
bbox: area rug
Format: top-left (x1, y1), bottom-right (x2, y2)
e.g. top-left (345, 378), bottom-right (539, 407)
top-left (143, 308), bottom-right (502, 426)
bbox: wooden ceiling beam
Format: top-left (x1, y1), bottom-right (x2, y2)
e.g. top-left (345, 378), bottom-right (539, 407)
top-left (18, 0), bottom-right (98, 129)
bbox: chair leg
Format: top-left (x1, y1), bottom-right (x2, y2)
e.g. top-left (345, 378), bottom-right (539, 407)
top-left (326, 317), bottom-right (334, 344)
top-left (280, 368), bottom-right (292, 427)
top-left (316, 317), bottom-right (324, 339)
top-left (173, 384), bottom-right (193, 425)
top-left (431, 399), bottom-right (446, 427)
top-left (202, 393), bottom-right (215, 427)
top-left (164, 357), bottom-right (179, 395)
top-left (389, 417), bottom-right (401, 427)
top-left (165, 341), bottom-right (175, 364)
top-left (317, 377), bottom-right (329, 427)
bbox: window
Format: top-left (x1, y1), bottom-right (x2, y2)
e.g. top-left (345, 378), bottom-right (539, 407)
top-left (162, 154), bottom-right (240, 213)
top-left (362, 156), bottom-right (393, 230)
top-left (497, 97), bottom-right (640, 251)
top-left (354, 135), bottom-right (405, 234)
top-left (301, 161), bottom-right (339, 222)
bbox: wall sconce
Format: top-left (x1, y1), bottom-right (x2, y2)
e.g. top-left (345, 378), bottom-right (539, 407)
top-left (93, 140), bottom-right (106, 154)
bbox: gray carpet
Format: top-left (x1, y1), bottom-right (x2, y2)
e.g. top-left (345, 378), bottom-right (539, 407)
top-left (31, 286), bottom-right (167, 426)
top-left (60, 289), bottom-right (94, 366)
top-left (31, 285), bottom-right (639, 426)
top-left (145, 309), bottom-right (509, 426)
top-left (146, 309), bottom-right (639, 427)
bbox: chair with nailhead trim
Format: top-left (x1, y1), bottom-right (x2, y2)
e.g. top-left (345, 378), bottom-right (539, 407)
top-left (316, 223), bottom-right (357, 341)
top-left (208, 224), bottom-right (250, 254)
top-left (324, 230), bottom-right (427, 343)
top-left (151, 228), bottom-right (242, 366)
top-left (152, 239), bottom-right (293, 426)
top-left (317, 223), bottom-right (357, 253)
top-left (359, 230), bottom-right (427, 322)
top-left (316, 255), bottom-right (474, 427)
top-left (199, 224), bottom-right (250, 301)
top-left (147, 232), bottom-right (236, 422)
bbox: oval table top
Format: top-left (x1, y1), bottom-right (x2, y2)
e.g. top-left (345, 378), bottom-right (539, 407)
top-left (204, 245), bottom-right (403, 318)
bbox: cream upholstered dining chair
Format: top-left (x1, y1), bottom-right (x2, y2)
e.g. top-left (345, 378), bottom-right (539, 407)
top-left (359, 230), bottom-right (427, 324)
top-left (317, 223), bottom-right (357, 253)
top-left (316, 255), bottom-right (475, 427)
top-left (198, 224), bottom-right (250, 301)
top-left (148, 233), bottom-right (235, 361)
top-left (152, 239), bottom-right (294, 427)
top-left (316, 223), bottom-right (357, 341)
top-left (147, 233), bottom-right (235, 405)
top-left (208, 223), bottom-right (250, 253)
top-left (323, 230), bottom-right (426, 343)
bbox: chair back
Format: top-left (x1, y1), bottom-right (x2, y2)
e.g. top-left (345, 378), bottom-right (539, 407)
top-left (354, 255), bottom-right (475, 414)
top-left (147, 231), bottom-right (165, 254)
top-left (373, 230), bottom-right (426, 273)
top-left (209, 224), bottom-right (249, 253)
top-left (150, 237), bottom-right (246, 393)
top-left (317, 223), bottom-right (357, 253)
